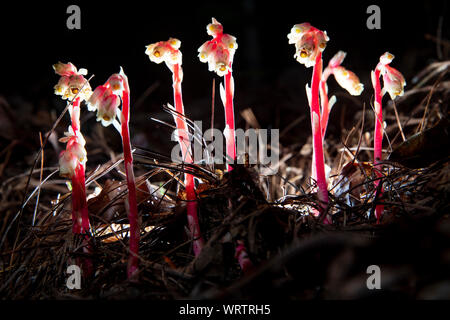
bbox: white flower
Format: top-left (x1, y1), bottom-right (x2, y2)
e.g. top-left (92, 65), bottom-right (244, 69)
top-left (221, 34), bottom-right (238, 52)
top-left (53, 62), bottom-right (78, 76)
top-left (287, 23), bottom-right (312, 44)
top-left (207, 17), bottom-right (223, 36)
top-left (198, 18), bottom-right (238, 77)
top-left (53, 63), bottom-right (92, 102)
top-left (288, 23), bottom-right (329, 68)
top-left (145, 38), bottom-right (183, 68)
top-left (333, 66), bottom-right (364, 96)
top-left (96, 93), bottom-right (121, 127)
top-left (145, 42), bottom-right (169, 64)
top-left (198, 41), bottom-right (215, 62)
top-left (59, 150), bottom-right (78, 178)
top-left (107, 74), bottom-right (125, 95)
top-left (87, 85), bottom-right (108, 112)
top-left (379, 52), bottom-right (395, 66)
top-left (381, 65), bottom-right (406, 99)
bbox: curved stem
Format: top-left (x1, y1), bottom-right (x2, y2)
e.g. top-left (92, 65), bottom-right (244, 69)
top-left (120, 74), bottom-right (140, 279)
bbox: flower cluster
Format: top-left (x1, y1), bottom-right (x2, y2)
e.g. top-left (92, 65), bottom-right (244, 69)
top-left (145, 38), bottom-right (182, 71)
top-left (53, 62), bottom-right (92, 101)
top-left (198, 18), bottom-right (238, 76)
top-left (375, 52), bottom-right (406, 100)
top-left (87, 71), bottom-right (126, 127)
top-left (326, 51), bottom-right (364, 96)
top-left (58, 126), bottom-right (87, 178)
top-left (288, 23), bottom-right (329, 68)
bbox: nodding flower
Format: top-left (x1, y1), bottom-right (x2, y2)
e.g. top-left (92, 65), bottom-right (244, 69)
top-left (145, 38), bottom-right (183, 71)
top-left (375, 52), bottom-right (406, 100)
top-left (322, 51), bottom-right (364, 96)
top-left (288, 23), bottom-right (329, 68)
top-left (58, 126), bottom-right (87, 178)
top-left (53, 62), bottom-right (92, 101)
top-left (332, 66), bottom-right (364, 96)
top-left (198, 18), bottom-right (238, 77)
top-left (87, 71), bottom-right (128, 127)
top-left (87, 84), bottom-right (121, 127)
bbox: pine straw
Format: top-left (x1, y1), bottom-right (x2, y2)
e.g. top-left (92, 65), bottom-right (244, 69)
top-left (0, 62), bottom-right (449, 299)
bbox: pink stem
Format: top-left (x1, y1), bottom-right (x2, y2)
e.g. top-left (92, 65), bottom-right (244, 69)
top-left (69, 97), bottom-right (92, 276)
top-left (119, 75), bottom-right (140, 279)
top-left (70, 97), bottom-right (90, 234)
top-left (223, 65), bottom-right (253, 272)
top-left (224, 67), bottom-right (236, 170)
top-left (172, 64), bottom-right (204, 256)
top-left (235, 240), bottom-right (253, 274)
top-left (373, 68), bottom-right (384, 223)
top-left (319, 68), bottom-right (332, 140)
top-left (310, 52), bottom-right (329, 215)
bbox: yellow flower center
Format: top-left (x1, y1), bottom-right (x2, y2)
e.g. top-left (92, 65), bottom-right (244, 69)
top-left (219, 64), bottom-right (227, 72)
top-left (229, 43), bottom-right (234, 49)
top-left (300, 50), bottom-right (309, 58)
top-left (154, 50), bottom-right (161, 57)
top-left (71, 88), bottom-right (79, 94)
top-left (103, 115), bottom-right (111, 121)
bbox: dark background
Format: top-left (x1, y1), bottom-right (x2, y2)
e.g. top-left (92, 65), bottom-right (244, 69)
top-left (0, 0), bottom-right (448, 151)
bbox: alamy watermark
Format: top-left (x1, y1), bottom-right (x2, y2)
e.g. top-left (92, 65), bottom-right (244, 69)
top-left (366, 264), bottom-right (381, 290)
top-left (66, 264), bottom-right (81, 289)
top-left (170, 121), bottom-right (280, 175)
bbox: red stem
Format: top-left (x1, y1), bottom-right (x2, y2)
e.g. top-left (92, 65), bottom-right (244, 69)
top-left (173, 64), bottom-right (204, 256)
top-left (119, 75), bottom-right (140, 279)
top-left (373, 68), bottom-right (384, 223)
top-left (70, 97), bottom-right (90, 234)
top-left (310, 52), bottom-right (329, 212)
top-left (69, 97), bottom-right (92, 276)
top-left (319, 68), bottom-right (332, 140)
top-left (224, 67), bottom-right (236, 170)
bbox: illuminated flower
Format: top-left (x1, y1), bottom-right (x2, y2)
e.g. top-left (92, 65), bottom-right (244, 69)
top-left (145, 38), bottom-right (183, 68)
top-left (288, 23), bottom-right (329, 68)
top-left (206, 17), bottom-right (223, 36)
top-left (198, 41), bottom-right (215, 62)
top-left (375, 52), bottom-right (406, 100)
top-left (59, 149), bottom-right (78, 178)
top-left (53, 62), bottom-right (87, 77)
top-left (198, 18), bottom-right (238, 77)
top-left (107, 74), bottom-right (125, 95)
top-left (96, 91), bottom-right (121, 127)
top-left (53, 62), bottom-right (92, 101)
top-left (87, 84), bottom-right (121, 126)
top-left (379, 52), bottom-right (395, 66)
top-left (87, 84), bottom-right (109, 112)
top-left (332, 66), bottom-right (364, 96)
top-left (287, 23), bottom-right (312, 44)
top-left (381, 65), bottom-right (406, 99)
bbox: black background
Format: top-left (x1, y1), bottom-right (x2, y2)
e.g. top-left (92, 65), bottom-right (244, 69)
top-left (0, 0), bottom-right (448, 147)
